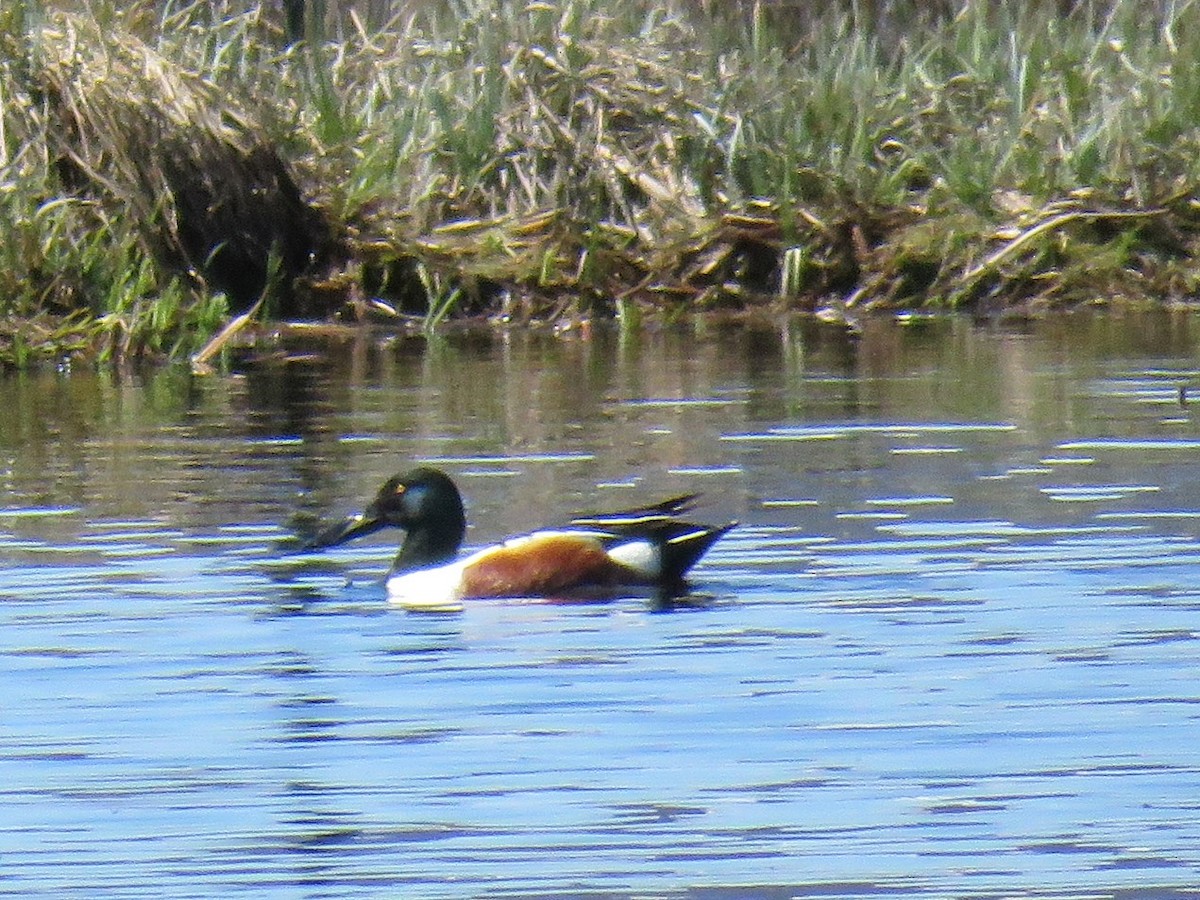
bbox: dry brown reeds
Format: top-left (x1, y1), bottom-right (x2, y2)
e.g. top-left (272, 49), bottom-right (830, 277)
top-left (5, 0), bottom-right (1200, 368)
top-left (37, 9), bottom-right (335, 316)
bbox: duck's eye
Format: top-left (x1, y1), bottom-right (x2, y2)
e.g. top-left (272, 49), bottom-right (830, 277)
top-left (394, 484), bottom-right (406, 497)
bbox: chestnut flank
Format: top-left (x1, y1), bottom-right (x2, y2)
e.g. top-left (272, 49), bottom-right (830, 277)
top-left (460, 535), bottom-right (618, 598)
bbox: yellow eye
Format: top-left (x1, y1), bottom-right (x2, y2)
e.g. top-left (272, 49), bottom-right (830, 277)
top-left (394, 484), bottom-right (406, 497)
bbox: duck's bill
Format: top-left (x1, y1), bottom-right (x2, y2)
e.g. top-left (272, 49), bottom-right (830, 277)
top-left (303, 513), bottom-right (385, 550)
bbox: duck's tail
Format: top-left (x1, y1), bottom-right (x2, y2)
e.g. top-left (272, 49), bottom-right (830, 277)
top-left (658, 519), bottom-right (738, 584)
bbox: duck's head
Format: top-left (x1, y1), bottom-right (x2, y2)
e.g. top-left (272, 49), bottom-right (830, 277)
top-left (306, 467), bottom-right (467, 571)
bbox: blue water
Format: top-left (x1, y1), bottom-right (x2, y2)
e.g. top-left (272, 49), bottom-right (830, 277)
top-left (3, 315), bottom-right (1200, 898)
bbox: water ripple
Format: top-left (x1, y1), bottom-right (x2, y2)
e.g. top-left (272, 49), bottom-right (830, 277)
top-left (4, 321), bottom-right (1200, 897)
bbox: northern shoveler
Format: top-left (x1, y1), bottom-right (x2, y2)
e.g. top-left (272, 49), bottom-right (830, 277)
top-left (304, 467), bottom-right (735, 611)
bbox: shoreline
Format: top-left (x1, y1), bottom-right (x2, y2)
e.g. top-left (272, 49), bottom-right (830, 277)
top-left (4, 1), bottom-right (1200, 368)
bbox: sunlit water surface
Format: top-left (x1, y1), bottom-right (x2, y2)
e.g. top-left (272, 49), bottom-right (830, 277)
top-left (3, 313), bottom-right (1200, 898)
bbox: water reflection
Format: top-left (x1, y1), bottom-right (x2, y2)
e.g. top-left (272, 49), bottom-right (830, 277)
top-left (2, 310), bottom-right (1200, 897)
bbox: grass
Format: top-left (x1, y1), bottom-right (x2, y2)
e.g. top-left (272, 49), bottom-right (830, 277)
top-left (3, 0), bottom-right (1200, 367)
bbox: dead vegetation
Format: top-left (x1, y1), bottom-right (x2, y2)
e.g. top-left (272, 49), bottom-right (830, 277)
top-left (37, 10), bottom-right (335, 316)
top-left (4, 0), bottom-right (1200, 367)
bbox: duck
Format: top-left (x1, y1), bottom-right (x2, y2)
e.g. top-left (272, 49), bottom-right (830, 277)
top-left (303, 467), bottom-right (735, 611)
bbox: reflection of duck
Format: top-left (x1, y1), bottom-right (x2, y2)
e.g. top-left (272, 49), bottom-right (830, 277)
top-left (305, 467), bottom-right (735, 610)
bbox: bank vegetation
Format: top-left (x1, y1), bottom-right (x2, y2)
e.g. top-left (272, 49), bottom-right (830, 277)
top-left (3, 0), bottom-right (1200, 367)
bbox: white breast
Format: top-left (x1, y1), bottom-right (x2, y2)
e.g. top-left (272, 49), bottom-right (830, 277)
top-left (385, 558), bottom-right (470, 612)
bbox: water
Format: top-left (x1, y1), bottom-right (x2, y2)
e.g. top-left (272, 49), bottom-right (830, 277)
top-left (3, 312), bottom-right (1200, 898)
